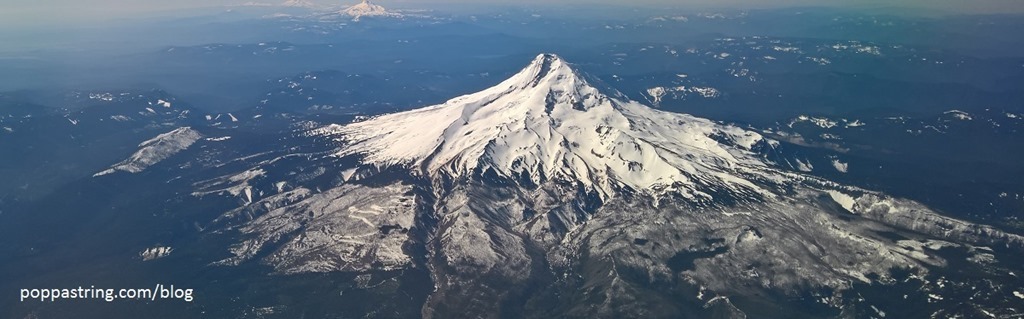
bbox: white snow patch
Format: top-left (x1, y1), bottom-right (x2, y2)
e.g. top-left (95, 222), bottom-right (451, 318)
top-left (140, 246), bottom-right (173, 261)
top-left (807, 57), bottom-right (832, 65)
top-left (831, 43), bottom-right (882, 55)
top-left (790, 115), bottom-right (838, 129)
top-left (192, 168), bottom-right (267, 198)
top-left (870, 305), bottom-right (886, 318)
top-left (94, 127), bottom-right (202, 176)
top-left (794, 158), bottom-right (814, 172)
top-left (827, 190), bottom-right (856, 211)
top-left (831, 159), bottom-right (849, 173)
top-left (944, 110), bottom-right (972, 121)
top-left (642, 85), bottom-right (721, 104)
top-left (341, 168), bottom-right (358, 182)
top-left (772, 46), bottom-right (801, 53)
top-left (845, 120), bottom-right (866, 128)
top-left (243, 187), bottom-right (254, 204)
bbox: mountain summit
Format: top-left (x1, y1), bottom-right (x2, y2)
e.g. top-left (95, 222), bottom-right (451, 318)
top-left (320, 54), bottom-right (772, 200)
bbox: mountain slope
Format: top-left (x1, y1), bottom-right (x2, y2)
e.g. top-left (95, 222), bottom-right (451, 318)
top-left (317, 54), bottom-right (774, 201)
top-left (94, 127), bottom-right (203, 176)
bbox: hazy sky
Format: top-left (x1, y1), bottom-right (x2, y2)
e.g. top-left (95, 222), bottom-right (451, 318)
top-left (3, 0), bottom-right (1024, 26)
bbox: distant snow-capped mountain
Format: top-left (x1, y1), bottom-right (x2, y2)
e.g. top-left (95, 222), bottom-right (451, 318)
top-left (281, 0), bottom-right (317, 7)
top-left (338, 0), bottom-right (402, 20)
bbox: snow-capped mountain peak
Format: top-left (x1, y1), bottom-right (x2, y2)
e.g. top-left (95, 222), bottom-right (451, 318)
top-left (339, 0), bottom-right (401, 19)
top-left (196, 54), bottom-right (1024, 317)
top-left (316, 54), bottom-right (773, 200)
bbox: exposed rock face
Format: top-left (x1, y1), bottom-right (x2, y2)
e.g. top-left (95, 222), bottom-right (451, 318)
top-left (199, 54), bottom-right (1024, 317)
top-left (214, 183), bottom-right (417, 274)
top-left (849, 194), bottom-right (1024, 248)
